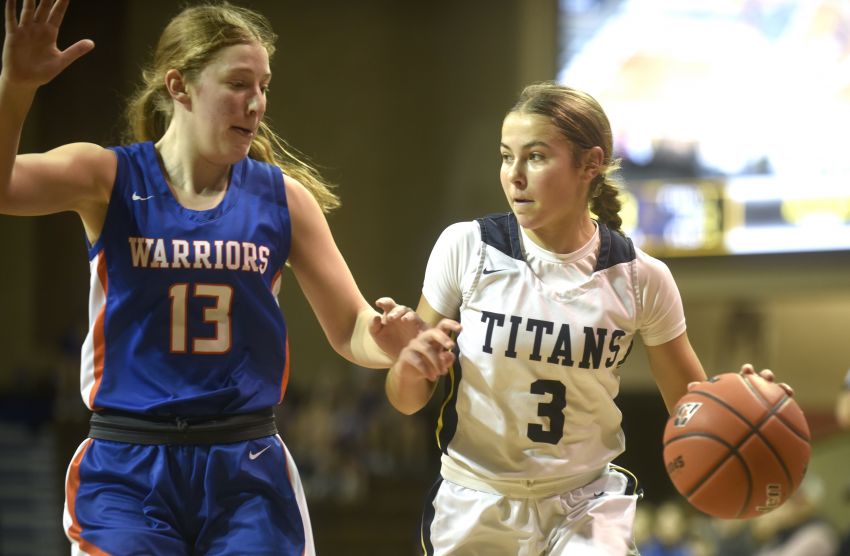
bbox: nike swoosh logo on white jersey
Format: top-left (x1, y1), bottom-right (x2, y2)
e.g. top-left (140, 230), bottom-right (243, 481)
top-left (248, 445), bottom-right (271, 460)
top-left (482, 268), bottom-right (506, 275)
top-left (132, 192), bottom-right (154, 201)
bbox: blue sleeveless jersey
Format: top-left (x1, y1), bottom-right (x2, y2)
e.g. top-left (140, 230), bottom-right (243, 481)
top-left (79, 142), bottom-right (291, 416)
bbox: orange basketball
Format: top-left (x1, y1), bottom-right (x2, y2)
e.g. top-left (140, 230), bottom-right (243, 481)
top-left (662, 372), bottom-right (810, 519)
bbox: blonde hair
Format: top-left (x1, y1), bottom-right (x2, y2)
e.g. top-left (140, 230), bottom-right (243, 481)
top-left (510, 82), bottom-right (623, 232)
top-left (124, 2), bottom-right (339, 212)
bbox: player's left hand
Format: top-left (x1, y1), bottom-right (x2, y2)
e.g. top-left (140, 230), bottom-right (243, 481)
top-left (686, 363), bottom-right (794, 397)
top-left (368, 297), bottom-right (428, 359)
top-left (739, 363), bottom-right (794, 397)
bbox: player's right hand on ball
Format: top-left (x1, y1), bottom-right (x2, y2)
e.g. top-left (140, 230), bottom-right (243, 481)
top-left (395, 318), bottom-right (461, 382)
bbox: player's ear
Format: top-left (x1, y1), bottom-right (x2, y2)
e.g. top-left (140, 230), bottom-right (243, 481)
top-left (583, 146), bottom-right (604, 180)
top-left (165, 69), bottom-right (191, 107)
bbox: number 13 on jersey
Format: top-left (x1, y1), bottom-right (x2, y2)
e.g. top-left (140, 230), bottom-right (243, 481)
top-left (169, 283), bottom-right (234, 354)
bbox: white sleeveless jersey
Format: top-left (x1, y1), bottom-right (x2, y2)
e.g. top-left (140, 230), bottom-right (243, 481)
top-left (423, 213), bottom-right (685, 496)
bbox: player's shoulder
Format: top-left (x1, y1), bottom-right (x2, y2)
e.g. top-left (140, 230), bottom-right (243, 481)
top-left (48, 142), bottom-right (117, 191)
top-left (56, 141), bottom-right (113, 156)
top-left (282, 173), bottom-right (312, 206)
top-left (440, 220), bottom-right (479, 241)
top-left (631, 243), bottom-right (681, 298)
top-left (471, 212), bottom-right (526, 259)
top-left (433, 220), bottom-right (480, 254)
top-left (53, 141), bottom-right (116, 167)
top-left (428, 220), bottom-right (480, 267)
top-left (594, 224), bottom-right (636, 271)
top-left (633, 243), bottom-right (673, 276)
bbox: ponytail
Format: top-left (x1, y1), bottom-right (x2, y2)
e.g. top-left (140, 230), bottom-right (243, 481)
top-left (590, 177), bottom-right (623, 234)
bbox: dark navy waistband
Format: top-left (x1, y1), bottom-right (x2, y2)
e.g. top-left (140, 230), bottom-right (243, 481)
top-left (88, 408), bottom-right (277, 445)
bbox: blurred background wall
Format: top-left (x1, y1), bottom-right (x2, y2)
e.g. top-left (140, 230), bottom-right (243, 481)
top-left (0, 1), bottom-right (848, 555)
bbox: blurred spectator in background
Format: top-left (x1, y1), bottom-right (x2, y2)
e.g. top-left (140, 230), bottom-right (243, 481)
top-left (278, 366), bottom-right (431, 506)
top-left (706, 517), bottom-right (757, 556)
top-left (638, 499), bottom-right (694, 556)
top-left (836, 368), bottom-right (850, 556)
top-left (751, 473), bottom-right (839, 556)
top-left (836, 368), bottom-right (850, 430)
top-left (633, 501), bottom-right (656, 550)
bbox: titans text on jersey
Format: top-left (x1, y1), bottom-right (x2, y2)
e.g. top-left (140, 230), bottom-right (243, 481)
top-left (479, 310), bottom-right (632, 369)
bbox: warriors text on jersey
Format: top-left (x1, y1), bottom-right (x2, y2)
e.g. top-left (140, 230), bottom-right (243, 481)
top-left (80, 142), bottom-right (291, 416)
top-left (423, 213), bottom-right (685, 496)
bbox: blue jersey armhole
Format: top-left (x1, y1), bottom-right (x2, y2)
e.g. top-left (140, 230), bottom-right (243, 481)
top-left (276, 168), bottom-right (292, 265)
top-left (86, 146), bottom-right (124, 260)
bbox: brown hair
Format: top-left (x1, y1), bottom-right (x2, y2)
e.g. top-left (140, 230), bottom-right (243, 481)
top-left (124, 2), bottom-right (339, 212)
top-left (510, 81), bottom-right (623, 232)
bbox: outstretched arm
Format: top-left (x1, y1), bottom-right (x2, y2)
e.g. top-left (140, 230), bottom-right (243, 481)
top-left (1, 0), bottom-right (112, 238)
top-left (285, 176), bottom-right (422, 369)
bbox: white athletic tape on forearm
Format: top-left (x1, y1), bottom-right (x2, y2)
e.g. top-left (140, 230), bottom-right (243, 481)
top-left (350, 308), bottom-right (393, 368)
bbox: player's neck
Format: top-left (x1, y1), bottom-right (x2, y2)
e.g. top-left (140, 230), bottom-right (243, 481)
top-left (154, 136), bottom-right (230, 210)
top-left (522, 216), bottom-right (596, 255)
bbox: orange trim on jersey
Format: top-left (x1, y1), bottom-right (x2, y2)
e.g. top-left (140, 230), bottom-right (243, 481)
top-left (89, 255), bottom-right (109, 409)
top-left (279, 335), bottom-right (291, 404)
top-left (65, 440), bottom-right (111, 556)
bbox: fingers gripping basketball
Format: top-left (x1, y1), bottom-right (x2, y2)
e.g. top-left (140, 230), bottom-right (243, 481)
top-left (663, 373), bottom-right (811, 519)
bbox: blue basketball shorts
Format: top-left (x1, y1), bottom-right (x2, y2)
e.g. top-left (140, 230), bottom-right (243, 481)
top-left (63, 435), bottom-right (314, 555)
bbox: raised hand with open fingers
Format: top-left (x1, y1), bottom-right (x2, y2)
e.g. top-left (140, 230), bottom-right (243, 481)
top-left (2, 0), bottom-right (94, 89)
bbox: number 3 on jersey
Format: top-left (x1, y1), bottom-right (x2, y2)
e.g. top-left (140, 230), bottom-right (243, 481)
top-left (169, 283), bottom-right (234, 354)
top-left (527, 379), bottom-right (566, 444)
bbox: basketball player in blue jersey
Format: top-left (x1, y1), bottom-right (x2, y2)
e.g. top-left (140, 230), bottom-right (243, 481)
top-left (0, 1), bottom-right (420, 554)
top-left (386, 82), bottom-right (792, 555)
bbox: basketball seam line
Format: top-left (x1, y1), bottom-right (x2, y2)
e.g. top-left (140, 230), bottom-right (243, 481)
top-left (671, 431), bottom-right (753, 517)
top-left (741, 374), bottom-right (810, 441)
top-left (739, 376), bottom-right (806, 490)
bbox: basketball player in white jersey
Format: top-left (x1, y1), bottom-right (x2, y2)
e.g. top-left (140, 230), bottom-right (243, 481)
top-left (387, 82), bottom-right (788, 555)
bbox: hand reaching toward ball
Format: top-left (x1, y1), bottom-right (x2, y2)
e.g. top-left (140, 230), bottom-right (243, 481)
top-left (688, 364), bottom-right (794, 397)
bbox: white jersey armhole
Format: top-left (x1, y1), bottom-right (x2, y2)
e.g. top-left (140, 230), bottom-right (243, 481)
top-left (422, 221), bottom-right (481, 317)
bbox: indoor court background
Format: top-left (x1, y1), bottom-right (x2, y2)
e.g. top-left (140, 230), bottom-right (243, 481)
top-left (1, 1), bottom-right (849, 554)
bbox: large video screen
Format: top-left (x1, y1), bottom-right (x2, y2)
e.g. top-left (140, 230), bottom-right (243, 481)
top-left (557, 0), bottom-right (850, 256)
